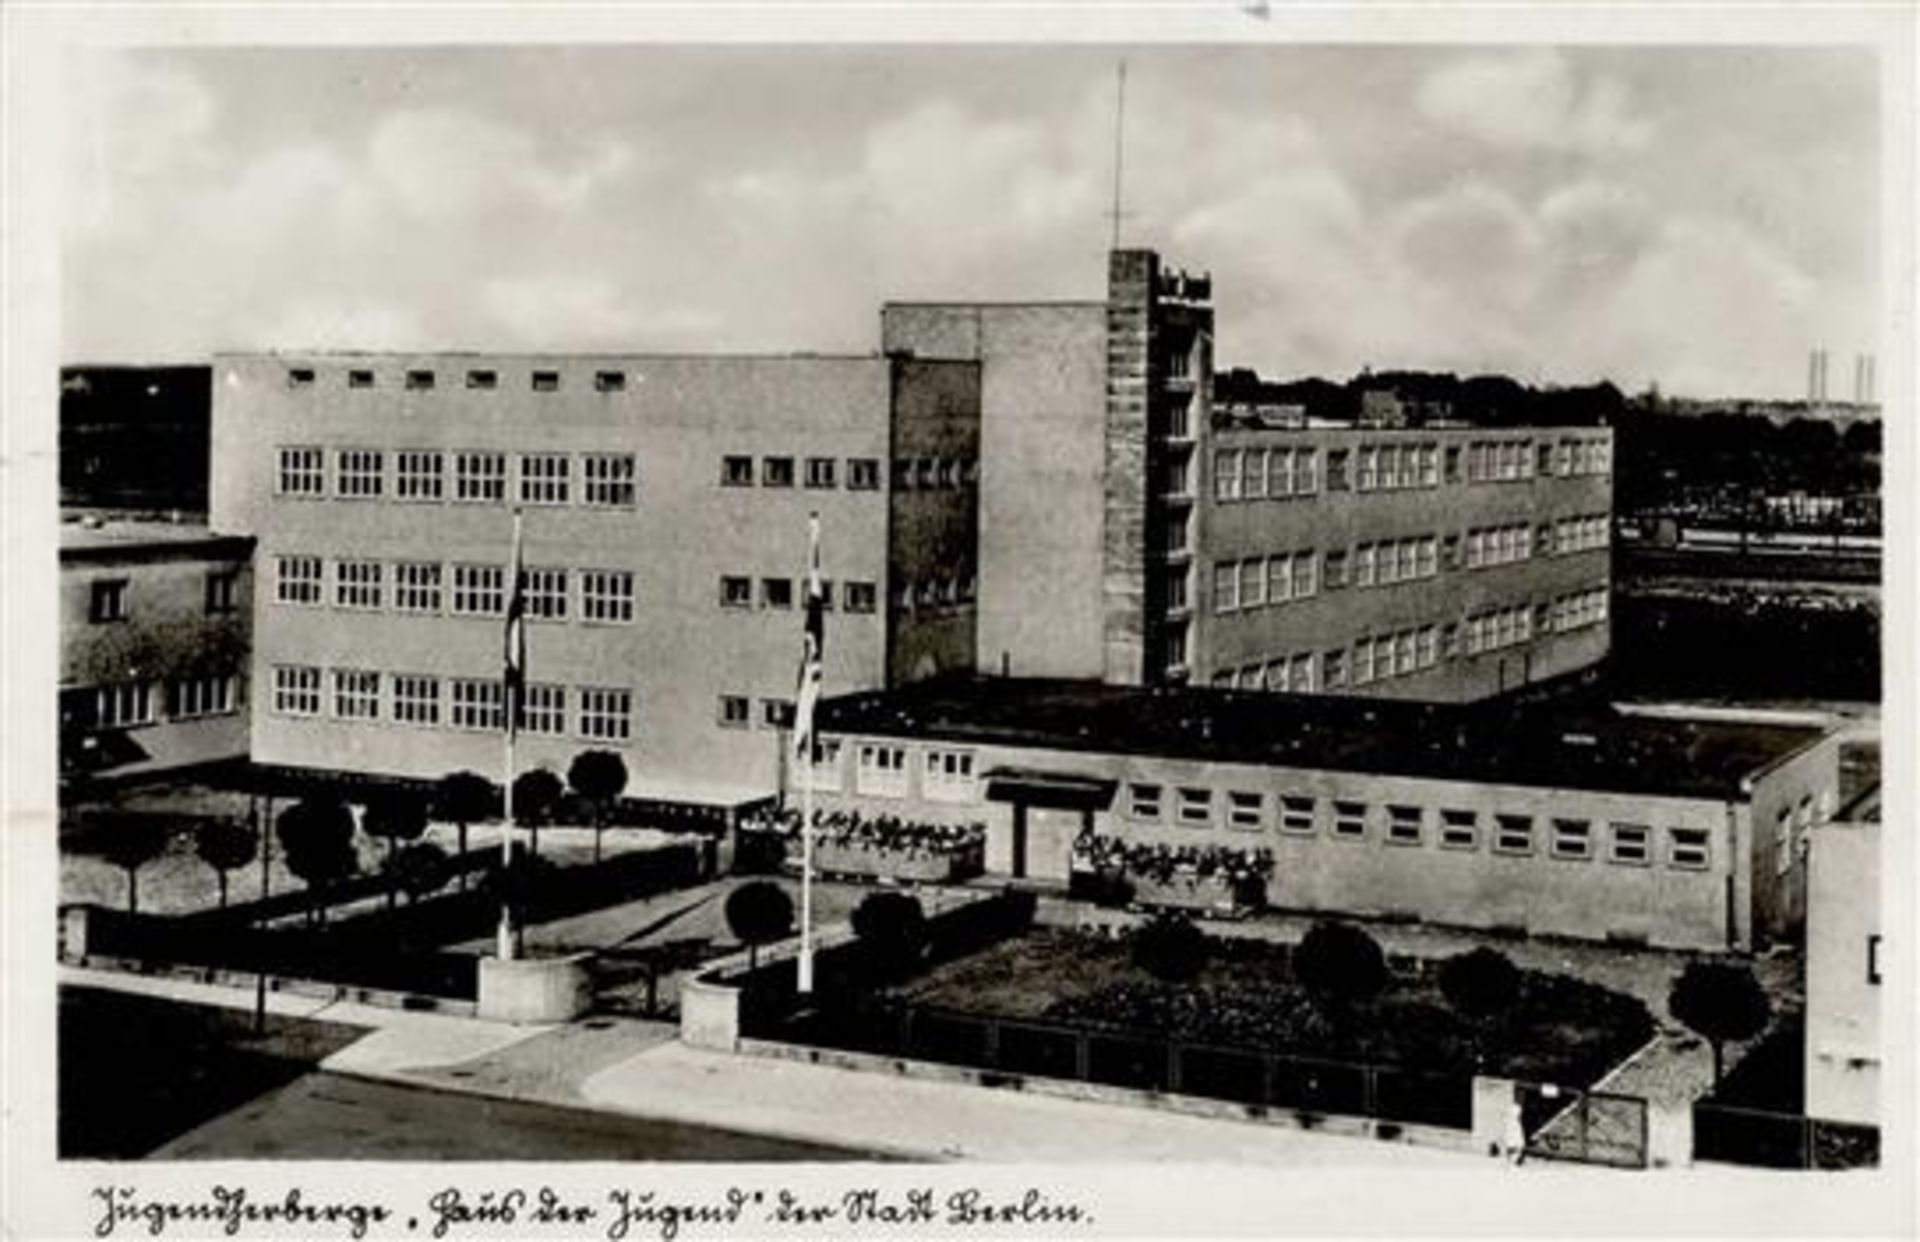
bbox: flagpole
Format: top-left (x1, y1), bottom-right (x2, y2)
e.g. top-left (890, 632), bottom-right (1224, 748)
top-left (797, 512), bottom-right (821, 995)
top-left (499, 507), bottom-right (524, 962)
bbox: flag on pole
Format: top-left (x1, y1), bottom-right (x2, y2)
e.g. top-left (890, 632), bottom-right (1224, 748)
top-left (793, 513), bottom-right (825, 762)
top-left (503, 509), bottom-right (527, 741)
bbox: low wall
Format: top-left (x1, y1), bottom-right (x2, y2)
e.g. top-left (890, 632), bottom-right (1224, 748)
top-left (477, 953), bottom-right (593, 1024)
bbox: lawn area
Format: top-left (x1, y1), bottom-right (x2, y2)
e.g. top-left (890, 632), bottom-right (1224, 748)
top-left (894, 927), bottom-right (1652, 1088)
top-left (59, 986), bottom-right (367, 1158)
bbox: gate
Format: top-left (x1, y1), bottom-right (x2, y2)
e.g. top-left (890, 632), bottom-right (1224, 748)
top-left (1520, 1083), bottom-right (1648, 1168)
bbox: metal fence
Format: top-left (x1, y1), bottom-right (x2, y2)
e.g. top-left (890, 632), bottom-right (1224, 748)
top-left (756, 1000), bottom-right (1471, 1130)
top-left (1694, 1103), bottom-right (1881, 1170)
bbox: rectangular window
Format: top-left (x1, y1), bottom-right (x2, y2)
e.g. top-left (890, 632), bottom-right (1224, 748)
top-left (1354, 544), bottom-right (1376, 588)
top-left (1213, 562), bottom-right (1239, 614)
top-left (1294, 552), bottom-right (1318, 599)
top-left (1227, 791), bottom-right (1264, 831)
top-left (578, 687), bottom-right (633, 741)
top-left (450, 679), bottom-right (505, 730)
top-left (466, 369), bottom-right (497, 390)
top-left (1418, 443), bottom-right (1438, 487)
top-left (1326, 449), bottom-right (1350, 491)
top-left (1280, 795), bottom-right (1315, 834)
top-left (167, 673), bottom-right (236, 720)
top-left (395, 450), bottom-right (445, 500)
top-left (925, 749), bottom-right (978, 802)
top-left (405, 369), bottom-right (435, 391)
top-left (334, 560), bottom-right (383, 610)
top-left (1668, 827), bottom-right (1711, 870)
top-left (1387, 804), bottom-right (1424, 846)
top-left (1177, 787), bottom-right (1212, 826)
top-left (762, 577), bottom-right (793, 609)
top-left (1267, 447), bottom-right (1294, 497)
top-left (451, 564), bottom-right (505, 616)
top-left (594, 370), bottom-right (625, 393)
top-left (1322, 649), bottom-right (1346, 689)
top-left (1268, 555), bottom-right (1293, 604)
top-left (95, 681), bottom-right (155, 728)
top-left (88, 579), bottom-right (128, 623)
top-left (522, 567), bottom-right (568, 620)
top-left (1868, 934), bottom-right (1881, 986)
top-left (287, 367), bottom-right (315, 388)
top-left (1239, 559), bottom-right (1265, 609)
top-left (1609, 822), bottom-right (1651, 866)
top-left (855, 743), bottom-right (908, 798)
top-left (277, 446), bottom-right (325, 496)
top-left (1493, 814), bottom-right (1534, 855)
top-left (762, 456), bottom-right (794, 488)
top-left (1332, 801), bottom-right (1368, 839)
top-left (580, 569), bottom-right (634, 623)
top-left (275, 556), bottom-right (323, 606)
top-left (1129, 783), bottom-right (1163, 820)
top-left (1356, 446), bottom-right (1377, 491)
top-left (333, 669), bottom-right (380, 720)
top-left (453, 451), bottom-right (507, 503)
top-left (348, 369), bottom-right (375, 389)
top-left (1214, 450), bottom-right (1242, 501)
top-left (1242, 448), bottom-right (1267, 499)
top-left (722, 455), bottom-right (754, 487)
top-left (520, 684), bottom-right (565, 736)
top-left (583, 454), bottom-right (636, 507)
top-left (336, 449), bottom-right (384, 499)
top-left (1295, 448), bottom-right (1319, 494)
top-left (1440, 810), bottom-right (1478, 850)
top-left (1323, 551), bottom-right (1347, 590)
top-left (847, 458), bottom-right (881, 490)
top-left (520, 453), bottom-right (571, 505)
top-left (393, 562), bottom-right (442, 613)
top-left (762, 698), bottom-right (795, 729)
top-left (531, 370), bottom-right (560, 392)
top-left (1290, 653), bottom-right (1316, 694)
top-left (805, 457), bottom-right (837, 489)
top-left (272, 666), bottom-right (321, 717)
top-left (844, 581), bottom-right (878, 614)
top-left (1551, 818), bottom-right (1593, 860)
top-left (718, 695), bottom-right (751, 728)
top-left (392, 675), bottom-right (441, 726)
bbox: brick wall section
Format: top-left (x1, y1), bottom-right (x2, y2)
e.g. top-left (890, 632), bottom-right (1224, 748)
top-left (1102, 250), bottom-right (1154, 685)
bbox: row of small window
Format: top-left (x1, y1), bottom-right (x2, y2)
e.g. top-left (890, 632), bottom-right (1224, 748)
top-left (268, 667), bottom-right (633, 741)
top-left (718, 455), bottom-right (886, 490)
top-left (277, 447), bottom-right (637, 506)
top-left (1208, 447), bottom-right (1322, 501)
top-left (1209, 435), bottom-right (1611, 503)
top-left (85, 572), bottom-right (241, 624)
top-left (1464, 524), bottom-right (1534, 569)
top-left (286, 366), bottom-right (625, 394)
top-left (71, 675), bottom-right (239, 728)
top-left (1467, 436), bottom-right (1612, 483)
top-left (275, 557), bottom-right (637, 623)
top-left (1124, 785), bottom-right (1711, 868)
top-left (1209, 592), bottom-right (1608, 693)
top-left (1207, 551), bottom-right (1319, 613)
top-left (719, 575), bottom-right (879, 613)
top-left (827, 742), bottom-right (978, 801)
top-left (1552, 514), bottom-right (1611, 554)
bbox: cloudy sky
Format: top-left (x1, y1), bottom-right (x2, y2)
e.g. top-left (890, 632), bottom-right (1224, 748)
top-left (64, 43), bottom-right (1878, 399)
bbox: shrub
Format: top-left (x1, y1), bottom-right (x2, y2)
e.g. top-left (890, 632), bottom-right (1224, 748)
top-left (194, 816), bottom-right (258, 910)
top-left (511, 769), bottom-right (565, 856)
top-left (567, 750), bottom-right (629, 863)
top-left (851, 891), bottom-right (928, 982)
top-left (90, 811), bottom-right (174, 914)
top-left (1130, 912), bottom-right (1210, 984)
top-left (724, 880), bottom-right (795, 972)
top-left (1669, 960), bottom-right (1772, 1088)
top-left (360, 791), bottom-right (429, 908)
top-left (390, 842), bottom-right (454, 904)
top-left (431, 770), bottom-right (494, 889)
top-left (1292, 922), bottom-right (1387, 1014)
top-left (275, 797), bottom-right (360, 925)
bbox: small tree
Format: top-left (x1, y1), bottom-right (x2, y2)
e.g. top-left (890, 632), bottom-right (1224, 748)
top-left (1292, 921), bottom-right (1388, 1022)
top-left (93, 811), bottom-right (173, 914)
top-left (194, 816), bottom-right (259, 910)
top-left (276, 796), bottom-right (359, 926)
top-left (1669, 960), bottom-right (1773, 1088)
top-left (360, 791), bottom-right (429, 908)
top-left (390, 842), bottom-right (453, 905)
top-left (432, 770), bottom-right (494, 890)
top-left (724, 880), bottom-right (794, 972)
top-left (1130, 911), bottom-right (1210, 985)
top-left (1439, 946), bottom-right (1522, 1069)
top-left (850, 891), bottom-right (928, 982)
top-left (512, 768), bottom-right (564, 857)
top-left (567, 750), bottom-right (630, 864)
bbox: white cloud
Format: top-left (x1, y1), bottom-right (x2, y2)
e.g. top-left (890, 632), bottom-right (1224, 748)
top-left (366, 108), bottom-right (635, 223)
top-left (257, 297), bottom-right (429, 351)
top-left (1416, 50), bottom-right (1653, 156)
top-left (481, 275), bottom-right (721, 349)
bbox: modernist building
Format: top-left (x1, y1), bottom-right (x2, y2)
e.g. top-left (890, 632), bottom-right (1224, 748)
top-left (794, 678), bottom-right (1838, 953)
top-left (884, 250), bottom-right (1614, 700)
top-left (59, 516), bottom-right (254, 782)
top-left (1804, 781), bottom-right (1881, 1125)
top-left (209, 353), bottom-right (979, 807)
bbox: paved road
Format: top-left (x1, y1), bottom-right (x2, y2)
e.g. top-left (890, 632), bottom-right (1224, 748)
top-left (151, 1071), bottom-right (887, 1162)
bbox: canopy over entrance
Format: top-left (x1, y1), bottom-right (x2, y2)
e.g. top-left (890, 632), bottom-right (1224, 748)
top-left (982, 767), bottom-right (1117, 812)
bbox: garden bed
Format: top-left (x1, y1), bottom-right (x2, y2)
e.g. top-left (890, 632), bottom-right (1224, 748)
top-left (889, 927), bottom-right (1651, 1087)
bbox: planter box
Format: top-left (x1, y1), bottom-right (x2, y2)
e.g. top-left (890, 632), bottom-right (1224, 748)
top-left (1075, 866), bottom-right (1262, 918)
top-left (809, 839), bottom-right (984, 883)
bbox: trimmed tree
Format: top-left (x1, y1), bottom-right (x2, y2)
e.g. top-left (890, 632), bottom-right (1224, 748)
top-left (391, 842), bottom-right (453, 905)
top-left (512, 768), bottom-right (565, 858)
top-left (1131, 911), bottom-right (1210, 985)
top-left (1669, 960), bottom-right (1773, 1089)
top-left (432, 770), bottom-right (493, 891)
top-left (567, 749), bottom-right (630, 864)
top-left (275, 796), bottom-right (360, 926)
top-left (1438, 946), bottom-right (1522, 1069)
top-left (1292, 921), bottom-right (1388, 1026)
top-left (93, 811), bottom-right (173, 914)
top-left (360, 791), bottom-right (430, 908)
top-left (194, 815), bottom-right (259, 910)
top-left (850, 891), bottom-right (928, 982)
top-left (724, 880), bottom-right (794, 973)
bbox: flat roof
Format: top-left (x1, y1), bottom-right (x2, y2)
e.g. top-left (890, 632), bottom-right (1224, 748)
top-left (60, 515), bottom-right (251, 560)
top-left (816, 678), bottom-right (1828, 802)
